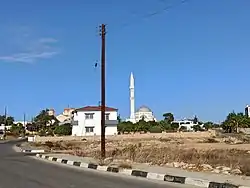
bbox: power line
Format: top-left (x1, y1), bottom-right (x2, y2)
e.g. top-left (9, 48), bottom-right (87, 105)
top-left (110, 0), bottom-right (190, 32)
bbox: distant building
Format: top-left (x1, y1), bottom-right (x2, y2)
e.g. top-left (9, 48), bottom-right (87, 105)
top-left (72, 106), bottom-right (118, 136)
top-left (126, 72), bottom-right (156, 123)
top-left (56, 108), bottom-right (75, 123)
top-left (14, 121), bottom-right (31, 125)
top-left (171, 119), bottom-right (201, 131)
top-left (245, 105), bottom-right (250, 117)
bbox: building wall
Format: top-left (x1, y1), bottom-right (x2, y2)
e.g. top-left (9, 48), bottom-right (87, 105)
top-left (63, 108), bottom-right (75, 116)
top-left (135, 111), bottom-right (155, 122)
top-left (245, 105), bottom-right (250, 117)
top-left (0, 125), bottom-right (11, 130)
top-left (72, 110), bottom-right (118, 136)
top-left (56, 114), bottom-right (70, 123)
top-left (172, 120), bottom-right (197, 131)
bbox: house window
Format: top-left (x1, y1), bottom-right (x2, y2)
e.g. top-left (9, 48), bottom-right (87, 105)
top-left (85, 127), bottom-right (94, 133)
top-left (105, 113), bottom-right (110, 120)
top-left (85, 113), bottom-right (94, 119)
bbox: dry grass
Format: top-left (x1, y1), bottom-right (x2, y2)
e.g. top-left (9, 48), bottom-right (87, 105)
top-left (117, 163), bottom-right (132, 169)
top-left (30, 132), bottom-right (250, 176)
top-left (198, 138), bottom-right (220, 143)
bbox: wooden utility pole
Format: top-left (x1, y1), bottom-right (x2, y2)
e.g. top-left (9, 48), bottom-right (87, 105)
top-left (100, 24), bottom-right (106, 159)
top-left (23, 113), bottom-right (26, 136)
top-left (4, 106), bottom-right (7, 140)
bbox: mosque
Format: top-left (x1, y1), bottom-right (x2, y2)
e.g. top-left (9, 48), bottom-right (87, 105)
top-left (126, 72), bottom-right (157, 123)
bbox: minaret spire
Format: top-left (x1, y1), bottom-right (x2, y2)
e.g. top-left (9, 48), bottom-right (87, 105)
top-left (130, 72), bottom-right (135, 121)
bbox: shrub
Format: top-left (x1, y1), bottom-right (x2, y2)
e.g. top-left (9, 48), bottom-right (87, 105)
top-left (200, 138), bottom-right (220, 143)
top-left (149, 126), bottom-right (162, 133)
top-left (38, 129), bottom-right (46, 136)
top-left (179, 126), bottom-right (187, 132)
top-left (192, 124), bottom-right (203, 132)
top-left (47, 128), bottom-right (54, 136)
top-left (44, 141), bottom-right (54, 148)
top-left (54, 124), bottom-right (72, 136)
top-left (10, 124), bottom-right (24, 136)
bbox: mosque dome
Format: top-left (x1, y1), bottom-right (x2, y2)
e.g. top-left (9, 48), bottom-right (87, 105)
top-left (136, 105), bottom-right (152, 113)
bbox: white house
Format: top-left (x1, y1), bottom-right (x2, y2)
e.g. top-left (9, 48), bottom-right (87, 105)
top-left (71, 106), bottom-right (118, 136)
top-left (171, 119), bottom-right (202, 131)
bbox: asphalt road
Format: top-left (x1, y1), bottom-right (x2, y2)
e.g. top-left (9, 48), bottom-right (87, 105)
top-left (0, 141), bottom-right (195, 188)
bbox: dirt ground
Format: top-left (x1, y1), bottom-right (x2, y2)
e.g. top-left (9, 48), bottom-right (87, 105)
top-left (32, 131), bottom-right (216, 142)
top-left (29, 131), bottom-right (250, 175)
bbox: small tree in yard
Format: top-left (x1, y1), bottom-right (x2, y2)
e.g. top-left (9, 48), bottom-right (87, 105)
top-left (134, 119), bottom-right (150, 133)
top-left (163, 112), bottom-right (174, 124)
top-left (221, 112), bottom-right (250, 133)
top-left (117, 121), bottom-right (134, 133)
top-left (192, 124), bottom-right (203, 132)
top-left (149, 126), bottom-right (162, 133)
top-left (179, 126), bottom-right (187, 132)
top-left (171, 122), bottom-right (179, 131)
top-left (10, 123), bottom-right (24, 136)
top-left (54, 123), bottom-right (72, 136)
top-left (203, 121), bottom-right (214, 130)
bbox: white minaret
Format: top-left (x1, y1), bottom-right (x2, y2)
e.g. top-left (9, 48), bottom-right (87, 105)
top-left (130, 72), bottom-right (135, 120)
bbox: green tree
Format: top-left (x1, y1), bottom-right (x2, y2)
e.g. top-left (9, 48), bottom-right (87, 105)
top-left (203, 121), bottom-right (214, 130)
top-left (221, 112), bottom-right (249, 133)
top-left (10, 123), bottom-right (24, 136)
top-left (149, 126), bottom-right (162, 133)
top-left (192, 124), bottom-right (203, 132)
top-left (0, 115), bottom-right (14, 125)
top-left (33, 109), bottom-right (59, 132)
top-left (170, 122), bottom-right (179, 131)
top-left (163, 113), bottom-right (174, 124)
top-left (158, 120), bottom-right (172, 131)
top-left (179, 126), bottom-right (187, 132)
top-left (134, 119), bottom-right (150, 133)
top-left (117, 121), bottom-right (134, 133)
top-left (54, 123), bottom-right (72, 136)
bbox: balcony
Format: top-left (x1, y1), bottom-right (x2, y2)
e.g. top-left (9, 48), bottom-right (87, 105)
top-left (105, 120), bottom-right (118, 126)
top-left (71, 120), bottom-right (79, 126)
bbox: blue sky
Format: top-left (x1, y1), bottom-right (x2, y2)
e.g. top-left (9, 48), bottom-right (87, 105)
top-left (0, 0), bottom-right (250, 122)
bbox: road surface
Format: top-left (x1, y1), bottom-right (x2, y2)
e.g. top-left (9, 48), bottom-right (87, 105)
top-left (0, 141), bottom-right (195, 188)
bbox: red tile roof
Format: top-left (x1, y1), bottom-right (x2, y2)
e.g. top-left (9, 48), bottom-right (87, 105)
top-left (76, 106), bottom-right (118, 112)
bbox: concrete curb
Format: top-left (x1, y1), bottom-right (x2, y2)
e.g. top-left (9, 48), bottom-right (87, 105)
top-left (36, 154), bottom-right (250, 188)
top-left (15, 144), bottom-right (46, 153)
top-left (22, 149), bottom-right (45, 153)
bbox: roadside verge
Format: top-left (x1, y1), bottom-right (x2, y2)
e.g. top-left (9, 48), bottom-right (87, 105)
top-left (35, 153), bottom-right (250, 188)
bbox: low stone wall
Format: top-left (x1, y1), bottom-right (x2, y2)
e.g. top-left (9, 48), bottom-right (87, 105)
top-left (33, 130), bottom-right (216, 143)
top-left (239, 128), bottom-right (250, 135)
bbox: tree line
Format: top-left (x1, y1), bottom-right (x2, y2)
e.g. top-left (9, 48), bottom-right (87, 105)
top-left (117, 113), bottom-right (219, 134)
top-left (0, 109), bottom-right (72, 137)
top-left (221, 112), bottom-right (250, 133)
top-left (2, 109), bottom-right (250, 137)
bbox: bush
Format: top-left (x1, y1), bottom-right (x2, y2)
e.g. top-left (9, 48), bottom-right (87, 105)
top-left (54, 124), bottom-right (72, 136)
top-left (179, 126), bottom-right (187, 132)
top-left (10, 124), bottom-right (24, 136)
top-left (44, 141), bottom-right (54, 148)
top-left (192, 124), bottom-right (203, 132)
top-left (46, 128), bottom-right (54, 136)
top-left (38, 129), bottom-right (46, 136)
top-left (149, 126), bottom-right (162, 133)
top-left (171, 122), bottom-right (179, 131)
